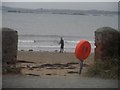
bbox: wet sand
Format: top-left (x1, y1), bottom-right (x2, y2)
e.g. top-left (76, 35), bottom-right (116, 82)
top-left (17, 51), bottom-right (94, 76)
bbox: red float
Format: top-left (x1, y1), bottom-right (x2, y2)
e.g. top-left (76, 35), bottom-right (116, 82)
top-left (75, 40), bottom-right (91, 61)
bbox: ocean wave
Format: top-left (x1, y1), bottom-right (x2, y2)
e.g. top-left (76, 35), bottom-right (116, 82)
top-left (18, 39), bottom-right (94, 44)
top-left (18, 45), bottom-right (95, 48)
top-left (65, 40), bottom-right (94, 44)
top-left (18, 40), bottom-right (35, 43)
top-left (65, 41), bottom-right (79, 43)
top-left (18, 45), bottom-right (60, 48)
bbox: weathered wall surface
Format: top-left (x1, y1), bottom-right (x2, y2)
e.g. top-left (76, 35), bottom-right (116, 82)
top-left (2, 28), bottom-right (18, 65)
top-left (0, 29), bottom-right (2, 75)
top-left (95, 27), bottom-right (120, 61)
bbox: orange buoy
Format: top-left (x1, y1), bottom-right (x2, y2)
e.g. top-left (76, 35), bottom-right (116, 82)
top-left (75, 40), bottom-right (91, 61)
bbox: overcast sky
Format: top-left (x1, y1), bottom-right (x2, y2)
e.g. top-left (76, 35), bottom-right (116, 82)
top-left (1, 0), bottom-right (120, 2)
top-left (2, 2), bottom-right (118, 11)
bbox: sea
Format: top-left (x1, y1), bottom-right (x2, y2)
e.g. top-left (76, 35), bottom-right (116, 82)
top-left (2, 12), bottom-right (118, 52)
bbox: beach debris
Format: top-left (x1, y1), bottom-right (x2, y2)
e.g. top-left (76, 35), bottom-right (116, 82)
top-left (46, 74), bottom-right (52, 75)
top-left (17, 60), bottom-right (34, 63)
top-left (25, 74), bottom-right (40, 76)
top-left (62, 64), bottom-right (69, 67)
top-left (19, 61), bottom-right (81, 76)
top-left (29, 67), bottom-right (33, 70)
top-left (40, 64), bottom-right (54, 68)
top-left (46, 67), bottom-right (57, 69)
top-left (27, 65), bottom-right (33, 70)
top-left (39, 63), bottom-right (73, 69)
top-left (65, 66), bottom-right (76, 69)
top-left (67, 62), bottom-right (79, 65)
top-left (53, 63), bottom-right (63, 67)
top-left (19, 61), bottom-right (80, 70)
top-left (60, 67), bottom-right (64, 69)
top-left (67, 71), bottom-right (78, 74)
top-left (53, 63), bottom-right (69, 67)
top-left (29, 49), bottom-right (33, 51)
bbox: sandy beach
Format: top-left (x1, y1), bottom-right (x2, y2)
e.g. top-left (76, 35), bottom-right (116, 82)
top-left (3, 51), bottom-right (118, 88)
top-left (17, 51), bottom-right (94, 76)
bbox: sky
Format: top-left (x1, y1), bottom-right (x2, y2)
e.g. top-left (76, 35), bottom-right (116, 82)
top-left (1, 0), bottom-right (120, 2)
top-left (2, 2), bottom-right (118, 11)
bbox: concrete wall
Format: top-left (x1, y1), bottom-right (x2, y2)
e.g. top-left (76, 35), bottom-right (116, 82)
top-left (0, 30), bottom-right (2, 64)
top-left (94, 27), bottom-right (120, 61)
top-left (2, 28), bottom-right (18, 65)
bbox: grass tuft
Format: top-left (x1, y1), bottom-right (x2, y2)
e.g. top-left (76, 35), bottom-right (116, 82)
top-left (86, 58), bottom-right (119, 79)
top-left (2, 65), bottom-right (21, 74)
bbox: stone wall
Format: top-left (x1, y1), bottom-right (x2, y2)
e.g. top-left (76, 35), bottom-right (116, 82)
top-left (2, 28), bottom-right (18, 65)
top-left (94, 27), bottom-right (120, 61)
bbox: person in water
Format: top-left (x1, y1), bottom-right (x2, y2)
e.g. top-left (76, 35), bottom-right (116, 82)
top-left (59, 37), bottom-right (64, 53)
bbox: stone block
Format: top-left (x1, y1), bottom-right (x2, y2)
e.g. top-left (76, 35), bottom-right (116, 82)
top-left (95, 27), bottom-right (120, 61)
top-left (2, 27), bottom-right (18, 65)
